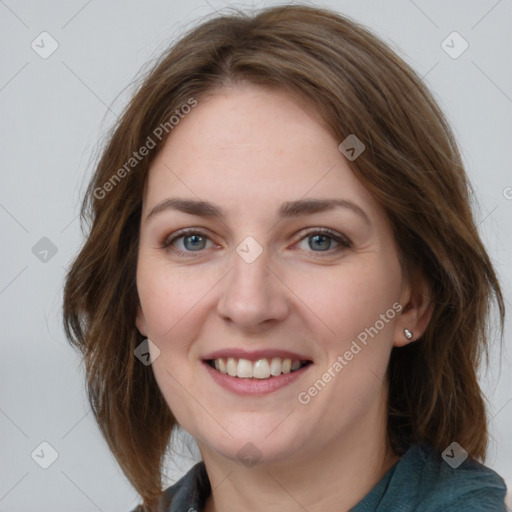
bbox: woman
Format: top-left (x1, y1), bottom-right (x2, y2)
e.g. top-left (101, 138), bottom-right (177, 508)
top-left (63, 4), bottom-right (508, 511)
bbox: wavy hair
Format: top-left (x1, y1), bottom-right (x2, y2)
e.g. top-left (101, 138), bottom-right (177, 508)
top-left (63, 4), bottom-right (504, 510)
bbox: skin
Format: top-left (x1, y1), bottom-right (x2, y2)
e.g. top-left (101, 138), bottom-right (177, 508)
top-left (136, 82), bottom-right (433, 512)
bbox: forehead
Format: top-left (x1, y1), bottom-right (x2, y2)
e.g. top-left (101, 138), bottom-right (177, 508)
top-left (143, 84), bottom-right (378, 219)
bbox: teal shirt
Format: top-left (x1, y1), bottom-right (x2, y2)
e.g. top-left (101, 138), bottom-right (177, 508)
top-left (133, 443), bottom-right (508, 511)
top-left (350, 443), bottom-right (507, 511)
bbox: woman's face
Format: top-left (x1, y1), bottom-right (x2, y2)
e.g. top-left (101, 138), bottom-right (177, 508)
top-left (136, 83), bottom-right (413, 466)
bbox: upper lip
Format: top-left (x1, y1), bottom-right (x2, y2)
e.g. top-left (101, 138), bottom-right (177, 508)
top-left (202, 348), bottom-right (312, 362)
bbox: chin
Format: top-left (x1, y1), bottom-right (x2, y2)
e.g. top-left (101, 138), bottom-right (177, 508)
top-left (195, 419), bottom-right (307, 467)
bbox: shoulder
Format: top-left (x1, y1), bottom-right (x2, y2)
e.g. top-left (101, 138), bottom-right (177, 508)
top-left (397, 443), bottom-right (508, 511)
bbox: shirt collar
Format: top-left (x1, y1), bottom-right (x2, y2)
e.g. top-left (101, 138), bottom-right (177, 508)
top-left (159, 461), bottom-right (211, 512)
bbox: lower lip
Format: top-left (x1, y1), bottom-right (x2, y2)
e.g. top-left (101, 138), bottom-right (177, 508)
top-left (203, 362), bottom-right (312, 396)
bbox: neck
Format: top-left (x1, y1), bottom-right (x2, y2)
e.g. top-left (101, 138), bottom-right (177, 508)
top-left (200, 389), bottom-right (399, 512)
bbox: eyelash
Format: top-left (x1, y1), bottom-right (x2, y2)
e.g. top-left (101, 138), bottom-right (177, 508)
top-left (161, 228), bottom-right (352, 258)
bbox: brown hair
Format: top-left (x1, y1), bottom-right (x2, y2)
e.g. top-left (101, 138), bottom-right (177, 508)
top-left (63, 4), bottom-right (504, 510)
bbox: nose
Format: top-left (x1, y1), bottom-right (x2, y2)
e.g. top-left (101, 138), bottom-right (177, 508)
top-left (216, 246), bottom-right (290, 332)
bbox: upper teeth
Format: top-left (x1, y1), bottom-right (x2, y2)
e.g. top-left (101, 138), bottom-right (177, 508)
top-left (213, 357), bottom-right (304, 379)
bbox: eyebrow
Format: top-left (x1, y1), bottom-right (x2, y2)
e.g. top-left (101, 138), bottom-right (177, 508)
top-left (145, 197), bottom-right (371, 225)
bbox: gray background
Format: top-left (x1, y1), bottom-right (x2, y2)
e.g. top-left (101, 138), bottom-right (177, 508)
top-left (1, 0), bottom-right (511, 510)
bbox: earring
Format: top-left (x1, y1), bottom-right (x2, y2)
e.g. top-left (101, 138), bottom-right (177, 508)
top-left (404, 328), bottom-right (413, 340)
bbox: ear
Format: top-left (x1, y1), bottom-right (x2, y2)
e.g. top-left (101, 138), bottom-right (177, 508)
top-left (135, 304), bottom-right (148, 337)
top-left (393, 271), bottom-right (434, 347)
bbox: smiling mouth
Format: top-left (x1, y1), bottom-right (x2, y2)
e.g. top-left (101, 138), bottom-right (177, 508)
top-left (206, 357), bottom-right (312, 380)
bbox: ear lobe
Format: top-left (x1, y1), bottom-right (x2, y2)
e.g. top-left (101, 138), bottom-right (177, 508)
top-left (394, 273), bottom-right (434, 347)
top-left (135, 304), bottom-right (148, 337)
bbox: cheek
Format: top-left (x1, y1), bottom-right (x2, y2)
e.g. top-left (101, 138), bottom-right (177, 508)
top-left (137, 260), bottom-right (203, 417)
top-left (291, 259), bottom-right (402, 423)
top-left (288, 256), bottom-right (402, 346)
top-left (136, 257), bottom-right (213, 339)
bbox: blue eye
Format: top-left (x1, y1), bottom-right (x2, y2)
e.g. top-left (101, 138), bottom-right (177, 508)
top-left (162, 228), bottom-right (351, 257)
top-left (182, 234), bottom-right (207, 251)
top-left (296, 229), bottom-right (351, 254)
top-left (163, 230), bottom-right (213, 254)
top-left (308, 233), bottom-right (334, 251)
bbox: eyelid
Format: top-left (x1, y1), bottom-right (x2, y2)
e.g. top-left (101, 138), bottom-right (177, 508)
top-left (161, 228), bottom-right (209, 246)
